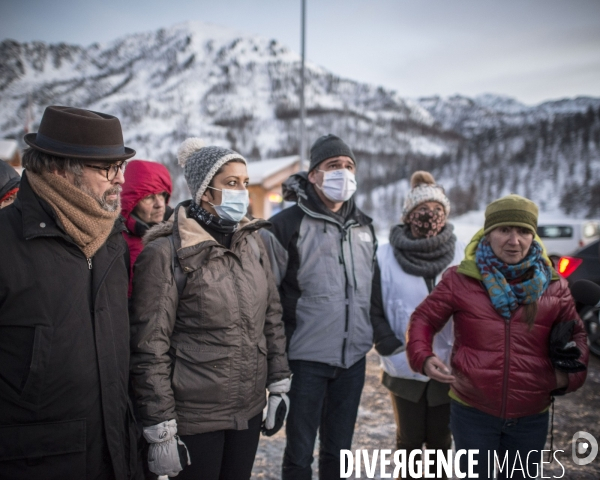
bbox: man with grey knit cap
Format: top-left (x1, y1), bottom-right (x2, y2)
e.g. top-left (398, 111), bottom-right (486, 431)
top-left (130, 139), bottom-right (290, 479)
top-left (260, 134), bottom-right (376, 479)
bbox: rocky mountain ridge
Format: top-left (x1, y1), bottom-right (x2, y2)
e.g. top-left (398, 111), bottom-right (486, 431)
top-left (1, 21), bottom-right (599, 227)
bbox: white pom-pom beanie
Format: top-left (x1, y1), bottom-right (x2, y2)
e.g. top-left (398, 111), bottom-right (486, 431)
top-left (401, 171), bottom-right (450, 222)
top-left (177, 138), bottom-right (247, 205)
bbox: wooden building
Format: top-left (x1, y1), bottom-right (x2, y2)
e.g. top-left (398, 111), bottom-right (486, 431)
top-left (247, 155), bottom-right (302, 219)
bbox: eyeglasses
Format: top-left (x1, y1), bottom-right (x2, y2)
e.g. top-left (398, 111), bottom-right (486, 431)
top-left (84, 161), bottom-right (127, 181)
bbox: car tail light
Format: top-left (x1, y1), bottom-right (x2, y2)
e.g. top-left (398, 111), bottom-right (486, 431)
top-left (557, 257), bottom-right (583, 278)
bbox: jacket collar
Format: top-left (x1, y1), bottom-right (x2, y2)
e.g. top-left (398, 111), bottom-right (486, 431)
top-left (16, 171), bottom-right (71, 242)
top-left (283, 171), bottom-right (373, 228)
top-left (178, 201), bottom-right (268, 272)
top-left (16, 170), bottom-right (125, 245)
top-left (457, 228), bottom-right (559, 281)
top-left (175, 200), bottom-right (267, 248)
top-left (143, 200), bottom-right (268, 262)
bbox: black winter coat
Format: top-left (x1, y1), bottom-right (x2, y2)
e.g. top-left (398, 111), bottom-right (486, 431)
top-left (0, 173), bottom-right (138, 480)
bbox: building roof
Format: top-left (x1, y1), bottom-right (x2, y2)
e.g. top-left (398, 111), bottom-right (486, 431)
top-left (247, 155), bottom-right (300, 185)
top-left (0, 139), bottom-right (18, 161)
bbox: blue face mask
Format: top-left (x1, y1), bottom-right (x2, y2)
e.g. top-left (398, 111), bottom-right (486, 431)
top-left (208, 187), bottom-right (249, 223)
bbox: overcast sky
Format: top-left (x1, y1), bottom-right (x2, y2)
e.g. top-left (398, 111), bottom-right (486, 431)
top-left (2, 0), bottom-right (599, 105)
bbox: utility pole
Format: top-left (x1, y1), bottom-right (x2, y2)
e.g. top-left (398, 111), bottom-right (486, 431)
top-left (299, 0), bottom-right (307, 169)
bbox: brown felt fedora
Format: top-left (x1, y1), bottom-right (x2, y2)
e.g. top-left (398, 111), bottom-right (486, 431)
top-left (24, 106), bottom-right (136, 162)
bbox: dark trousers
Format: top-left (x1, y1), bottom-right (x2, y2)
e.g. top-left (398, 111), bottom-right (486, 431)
top-left (176, 412), bottom-right (262, 480)
top-left (389, 391), bottom-right (451, 480)
top-left (450, 400), bottom-right (549, 480)
top-left (282, 357), bottom-right (366, 480)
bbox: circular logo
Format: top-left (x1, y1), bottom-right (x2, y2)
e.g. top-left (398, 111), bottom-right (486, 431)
top-left (572, 431), bottom-right (598, 466)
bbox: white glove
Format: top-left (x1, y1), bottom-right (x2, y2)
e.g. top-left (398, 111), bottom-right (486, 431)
top-left (143, 419), bottom-right (191, 477)
top-left (267, 377), bottom-right (291, 394)
top-left (262, 377), bottom-right (291, 436)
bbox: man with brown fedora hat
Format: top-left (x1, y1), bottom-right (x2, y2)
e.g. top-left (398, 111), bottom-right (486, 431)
top-left (0, 106), bottom-right (141, 479)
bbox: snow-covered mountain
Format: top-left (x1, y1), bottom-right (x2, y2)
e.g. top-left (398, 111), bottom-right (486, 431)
top-left (408, 94), bottom-right (600, 227)
top-left (418, 93), bottom-right (600, 137)
top-left (1, 21), bottom-right (600, 228)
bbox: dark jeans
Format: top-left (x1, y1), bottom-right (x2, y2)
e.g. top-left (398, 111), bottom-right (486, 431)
top-left (450, 401), bottom-right (549, 480)
top-left (176, 412), bottom-right (262, 480)
top-left (282, 357), bottom-right (366, 480)
top-left (390, 392), bottom-right (451, 479)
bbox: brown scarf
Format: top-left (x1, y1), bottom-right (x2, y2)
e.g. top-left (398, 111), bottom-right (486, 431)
top-left (27, 171), bottom-right (119, 258)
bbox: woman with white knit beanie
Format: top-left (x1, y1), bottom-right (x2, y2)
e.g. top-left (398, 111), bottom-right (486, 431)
top-left (370, 171), bottom-right (464, 480)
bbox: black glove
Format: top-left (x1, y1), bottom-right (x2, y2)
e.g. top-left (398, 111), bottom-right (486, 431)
top-left (374, 334), bottom-right (404, 357)
top-left (549, 320), bottom-right (586, 373)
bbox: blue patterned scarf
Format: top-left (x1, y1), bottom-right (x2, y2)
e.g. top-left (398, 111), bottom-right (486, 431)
top-left (475, 238), bottom-right (552, 319)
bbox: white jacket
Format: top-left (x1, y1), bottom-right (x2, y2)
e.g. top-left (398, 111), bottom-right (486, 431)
top-left (378, 240), bottom-right (464, 381)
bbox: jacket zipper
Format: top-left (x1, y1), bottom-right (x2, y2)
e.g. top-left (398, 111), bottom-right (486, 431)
top-left (87, 258), bottom-right (93, 270)
top-left (500, 316), bottom-right (511, 418)
top-left (347, 225), bottom-right (358, 290)
top-left (298, 199), bottom-right (366, 367)
top-left (340, 226), bottom-right (352, 366)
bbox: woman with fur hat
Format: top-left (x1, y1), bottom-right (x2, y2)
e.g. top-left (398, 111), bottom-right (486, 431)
top-left (370, 171), bottom-right (463, 479)
top-left (129, 139), bottom-right (291, 479)
top-left (406, 194), bottom-right (588, 479)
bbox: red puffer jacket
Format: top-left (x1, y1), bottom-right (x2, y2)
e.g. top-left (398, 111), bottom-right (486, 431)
top-left (407, 266), bottom-right (588, 419)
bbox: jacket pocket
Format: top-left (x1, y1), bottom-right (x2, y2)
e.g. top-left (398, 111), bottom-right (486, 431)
top-left (0, 325), bottom-right (53, 407)
top-left (19, 325), bottom-right (54, 406)
top-left (255, 338), bottom-right (268, 395)
top-left (172, 346), bottom-right (232, 408)
top-left (0, 419), bottom-right (86, 478)
top-left (544, 359), bottom-right (559, 393)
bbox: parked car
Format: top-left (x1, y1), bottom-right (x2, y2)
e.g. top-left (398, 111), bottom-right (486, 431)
top-left (557, 239), bottom-right (600, 356)
top-left (538, 219), bottom-right (600, 264)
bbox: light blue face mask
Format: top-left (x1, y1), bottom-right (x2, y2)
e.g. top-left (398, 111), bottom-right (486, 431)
top-left (207, 186), bottom-right (249, 223)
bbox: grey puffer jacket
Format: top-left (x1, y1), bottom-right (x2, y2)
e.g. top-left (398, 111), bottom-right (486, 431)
top-left (130, 202), bottom-right (290, 435)
top-left (260, 172), bottom-right (377, 368)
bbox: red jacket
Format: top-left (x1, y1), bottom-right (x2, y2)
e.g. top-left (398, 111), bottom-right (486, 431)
top-left (120, 160), bottom-right (172, 296)
top-left (407, 266), bottom-right (588, 419)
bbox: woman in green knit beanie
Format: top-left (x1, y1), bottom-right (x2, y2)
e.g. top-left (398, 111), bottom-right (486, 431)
top-left (406, 193), bottom-right (589, 479)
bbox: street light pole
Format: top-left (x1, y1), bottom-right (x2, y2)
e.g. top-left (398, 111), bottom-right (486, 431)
top-left (299, 0), bottom-right (307, 169)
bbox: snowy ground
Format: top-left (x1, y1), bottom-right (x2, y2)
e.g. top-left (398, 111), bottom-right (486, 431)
top-left (251, 351), bottom-right (600, 479)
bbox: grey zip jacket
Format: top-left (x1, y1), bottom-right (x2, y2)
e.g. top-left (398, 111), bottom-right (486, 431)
top-left (260, 172), bottom-right (376, 368)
